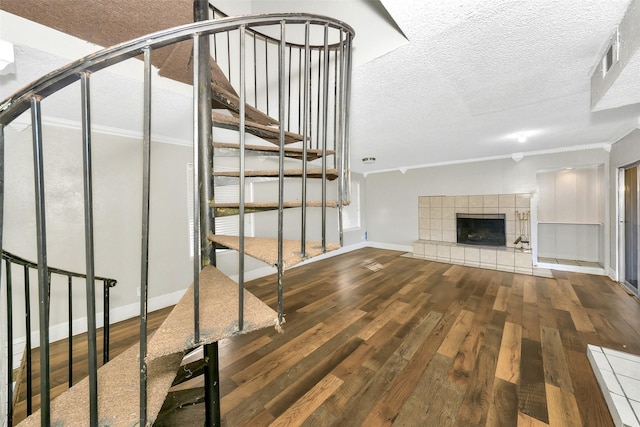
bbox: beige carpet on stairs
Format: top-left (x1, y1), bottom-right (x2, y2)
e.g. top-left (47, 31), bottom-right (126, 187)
top-left (145, 265), bottom-right (276, 360)
top-left (17, 345), bottom-right (183, 427)
top-left (208, 234), bottom-right (340, 270)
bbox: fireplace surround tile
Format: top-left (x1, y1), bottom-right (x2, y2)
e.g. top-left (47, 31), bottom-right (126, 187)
top-left (483, 195), bottom-right (499, 208)
top-left (455, 196), bottom-right (469, 208)
top-left (469, 195), bottom-right (483, 208)
top-left (499, 194), bottom-right (516, 208)
top-left (443, 196), bottom-right (455, 208)
top-left (415, 193), bottom-right (533, 275)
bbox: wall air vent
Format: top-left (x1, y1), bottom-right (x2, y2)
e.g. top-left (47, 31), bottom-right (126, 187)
top-left (602, 28), bottom-right (620, 77)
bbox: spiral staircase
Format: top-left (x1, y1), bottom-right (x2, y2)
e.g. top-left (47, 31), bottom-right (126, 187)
top-left (0, 1), bottom-right (354, 425)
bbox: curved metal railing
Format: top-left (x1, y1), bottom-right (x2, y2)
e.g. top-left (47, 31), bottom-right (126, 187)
top-left (0, 11), bottom-right (354, 426)
top-left (2, 250), bottom-right (117, 422)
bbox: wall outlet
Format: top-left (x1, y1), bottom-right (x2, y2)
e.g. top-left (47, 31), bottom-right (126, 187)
top-left (136, 287), bottom-right (141, 297)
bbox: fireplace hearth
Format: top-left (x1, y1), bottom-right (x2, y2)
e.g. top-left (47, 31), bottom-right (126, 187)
top-left (456, 213), bottom-right (506, 246)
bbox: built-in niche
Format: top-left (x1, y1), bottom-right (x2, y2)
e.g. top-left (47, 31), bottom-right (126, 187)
top-left (536, 165), bottom-right (605, 269)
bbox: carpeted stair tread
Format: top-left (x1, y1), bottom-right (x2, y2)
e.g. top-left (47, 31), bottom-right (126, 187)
top-left (212, 83), bottom-right (279, 126)
top-left (146, 265), bottom-right (276, 361)
top-left (17, 344), bottom-right (183, 427)
top-left (213, 141), bottom-right (334, 160)
top-left (207, 234), bottom-right (340, 270)
top-left (213, 168), bottom-right (338, 180)
top-left (212, 112), bottom-right (305, 145)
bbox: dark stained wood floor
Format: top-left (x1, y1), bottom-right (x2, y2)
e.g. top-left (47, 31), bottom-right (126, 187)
top-left (13, 248), bottom-right (640, 426)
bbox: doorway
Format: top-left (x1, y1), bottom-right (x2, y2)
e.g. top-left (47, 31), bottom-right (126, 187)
top-left (620, 163), bottom-right (639, 293)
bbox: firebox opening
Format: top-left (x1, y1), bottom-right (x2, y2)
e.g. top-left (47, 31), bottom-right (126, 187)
top-left (456, 213), bottom-right (506, 246)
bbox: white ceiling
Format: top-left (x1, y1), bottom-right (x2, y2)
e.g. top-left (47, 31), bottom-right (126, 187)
top-left (2, 0), bottom-right (640, 175)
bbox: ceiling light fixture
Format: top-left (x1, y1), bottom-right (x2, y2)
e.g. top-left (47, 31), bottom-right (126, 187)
top-left (518, 135), bottom-right (527, 143)
top-left (362, 157), bottom-right (376, 164)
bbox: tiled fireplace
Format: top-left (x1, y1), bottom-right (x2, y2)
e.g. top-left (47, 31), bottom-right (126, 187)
top-left (412, 194), bottom-right (534, 275)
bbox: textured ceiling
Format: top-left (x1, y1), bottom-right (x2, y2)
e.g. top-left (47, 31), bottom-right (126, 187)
top-left (2, 1), bottom-right (640, 175)
top-left (351, 0), bottom-right (640, 173)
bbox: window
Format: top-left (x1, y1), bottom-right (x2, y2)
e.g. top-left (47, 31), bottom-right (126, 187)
top-left (343, 181), bottom-right (361, 230)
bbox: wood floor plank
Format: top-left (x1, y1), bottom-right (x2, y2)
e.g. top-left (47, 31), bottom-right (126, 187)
top-left (270, 374), bottom-right (343, 427)
top-left (540, 326), bottom-right (574, 392)
top-left (486, 377), bottom-right (519, 427)
top-left (545, 383), bottom-right (582, 427)
top-left (495, 321), bottom-right (522, 384)
top-left (393, 353), bottom-right (464, 427)
top-left (14, 248), bottom-right (640, 427)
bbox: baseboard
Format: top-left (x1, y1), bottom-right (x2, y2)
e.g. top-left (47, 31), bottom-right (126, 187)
top-left (607, 266), bottom-right (618, 282)
top-left (17, 288), bottom-right (188, 349)
top-left (365, 241), bottom-right (413, 253)
top-left (14, 241), bottom-right (405, 349)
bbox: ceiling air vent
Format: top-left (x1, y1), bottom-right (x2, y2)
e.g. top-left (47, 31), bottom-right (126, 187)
top-left (602, 28), bottom-right (620, 77)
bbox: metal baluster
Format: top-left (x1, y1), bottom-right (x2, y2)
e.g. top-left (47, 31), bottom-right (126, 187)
top-left (0, 126), bottom-right (8, 423)
top-left (192, 35), bottom-right (202, 349)
top-left (139, 47), bottom-right (152, 426)
top-left (238, 25), bottom-right (246, 331)
top-left (300, 23), bottom-right (310, 257)
top-left (254, 33), bottom-right (258, 108)
top-left (103, 280), bottom-right (110, 363)
top-left (277, 21), bottom-right (286, 326)
top-left (337, 32), bottom-right (345, 247)
top-left (227, 30), bottom-right (232, 85)
top-left (298, 47), bottom-right (302, 134)
top-left (265, 40), bottom-right (270, 117)
top-left (23, 266), bottom-right (33, 415)
top-left (287, 45), bottom-right (292, 132)
top-left (80, 70), bottom-right (99, 425)
top-left (67, 275), bottom-right (73, 388)
top-left (321, 25), bottom-right (330, 251)
top-left (5, 260), bottom-right (13, 425)
top-left (343, 33), bottom-right (353, 204)
top-left (316, 49), bottom-right (322, 150)
top-left (31, 95), bottom-right (51, 426)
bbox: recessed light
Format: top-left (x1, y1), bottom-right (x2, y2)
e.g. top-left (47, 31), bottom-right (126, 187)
top-left (518, 135), bottom-right (527, 143)
top-left (362, 157), bottom-right (376, 164)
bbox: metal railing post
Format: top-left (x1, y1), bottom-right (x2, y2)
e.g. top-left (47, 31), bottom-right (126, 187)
top-left (31, 95), bottom-right (51, 426)
top-left (300, 23), bottom-right (310, 257)
top-left (238, 25), bottom-right (246, 331)
top-left (277, 21), bottom-right (286, 326)
top-left (80, 70), bottom-right (99, 425)
top-left (139, 47), bottom-right (153, 426)
top-left (321, 25), bottom-right (330, 252)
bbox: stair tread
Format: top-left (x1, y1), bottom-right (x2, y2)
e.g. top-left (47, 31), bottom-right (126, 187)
top-left (17, 344), bottom-right (183, 427)
top-left (212, 200), bottom-right (340, 208)
top-left (207, 235), bottom-right (340, 270)
top-left (212, 82), bottom-right (279, 126)
top-left (213, 168), bottom-right (338, 180)
top-left (146, 265), bottom-right (276, 361)
top-left (213, 141), bottom-right (334, 160)
top-left (212, 112), bottom-right (305, 145)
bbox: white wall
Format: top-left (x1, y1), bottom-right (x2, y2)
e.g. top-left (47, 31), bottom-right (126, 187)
top-left (609, 129), bottom-right (640, 278)
top-left (2, 124), bottom-right (194, 341)
top-left (537, 165), bottom-right (605, 262)
top-left (364, 148), bottom-right (610, 251)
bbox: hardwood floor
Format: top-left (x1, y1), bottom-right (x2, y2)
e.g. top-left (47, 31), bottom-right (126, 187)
top-left (13, 248), bottom-right (640, 426)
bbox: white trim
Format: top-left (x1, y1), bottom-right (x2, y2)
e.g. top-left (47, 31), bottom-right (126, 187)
top-left (365, 241), bottom-right (413, 253)
top-left (608, 266), bottom-right (618, 282)
top-left (363, 143), bottom-right (611, 176)
top-left (10, 115), bottom-right (192, 147)
top-left (16, 288), bottom-right (188, 349)
top-left (535, 262), bottom-right (606, 276)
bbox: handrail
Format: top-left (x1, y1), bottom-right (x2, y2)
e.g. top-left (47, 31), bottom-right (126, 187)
top-left (2, 249), bottom-right (117, 420)
top-left (0, 13), bottom-right (354, 127)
